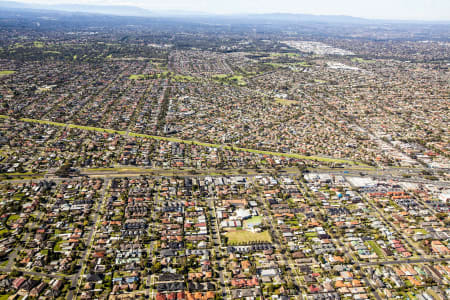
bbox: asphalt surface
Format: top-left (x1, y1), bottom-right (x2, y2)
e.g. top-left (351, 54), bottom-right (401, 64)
top-left (67, 179), bottom-right (110, 300)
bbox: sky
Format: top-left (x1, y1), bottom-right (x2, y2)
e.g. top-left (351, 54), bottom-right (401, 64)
top-left (15, 0), bottom-right (450, 21)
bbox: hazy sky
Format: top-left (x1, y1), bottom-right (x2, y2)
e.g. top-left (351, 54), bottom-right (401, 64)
top-left (18, 0), bottom-right (450, 21)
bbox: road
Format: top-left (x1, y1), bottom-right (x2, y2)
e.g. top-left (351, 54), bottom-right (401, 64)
top-left (253, 176), bottom-right (303, 299)
top-left (207, 196), bottom-right (229, 298)
top-left (1, 161), bottom-right (448, 300)
top-left (362, 277), bottom-right (382, 300)
top-left (67, 178), bottom-right (110, 300)
top-left (365, 197), bottom-right (426, 257)
top-left (296, 177), bottom-right (383, 300)
top-left (3, 211), bottom-right (43, 271)
top-left (78, 167), bottom-right (450, 188)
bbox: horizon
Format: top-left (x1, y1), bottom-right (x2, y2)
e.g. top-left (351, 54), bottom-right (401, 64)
top-left (5, 0), bottom-right (450, 22)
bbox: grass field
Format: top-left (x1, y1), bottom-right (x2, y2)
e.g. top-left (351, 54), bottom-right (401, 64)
top-left (6, 215), bottom-right (20, 228)
top-left (0, 70), bottom-right (15, 76)
top-left (243, 216), bottom-right (263, 228)
top-left (351, 57), bottom-right (375, 63)
top-left (294, 62), bottom-right (312, 67)
top-left (305, 232), bottom-right (318, 238)
top-left (225, 230), bottom-right (271, 245)
top-left (275, 98), bottom-right (299, 106)
top-left (270, 52), bottom-right (301, 58)
top-left (54, 240), bottom-right (65, 252)
top-left (129, 74), bottom-right (150, 80)
top-left (212, 74), bottom-right (228, 79)
top-left (230, 75), bottom-right (246, 86)
top-left (33, 41), bottom-right (44, 48)
top-left (367, 240), bottom-right (385, 258)
top-left (212, 74), bottom-right (247, 86)
top-left (7, 215), bottom-right (20, 223)
top-left (0, 171), bottom-right (35, 176)
top-left (414, 229), bottom-right (428, 235)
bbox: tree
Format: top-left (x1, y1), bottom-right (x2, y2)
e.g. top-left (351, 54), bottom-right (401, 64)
top-left (151, 262), bottom-right (162, 274)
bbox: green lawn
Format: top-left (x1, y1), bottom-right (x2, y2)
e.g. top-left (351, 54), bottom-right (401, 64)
top-left (0, 171), bottom-right (35, 176)
top-left (67, 124), bottom-right (126, 135)
top-left (54, 240), bottom-right (64, 252)
top-left (269, 52), bottom-right (301, 58)
top-left (351, 57), bottom-right (375, 63)
top-left (225, 230), bottom-right (271, 245)
top-left (34, 41), bottom-right (44, 48)
top-left (7, 214), bottom-right (20, 224)
top-left (405, 279), bottom-right (413, 288)
top-left (243, 216), bottom-right (263, 228)
top-left (275, 98), bottom-right (299, 106)
top-left (212, 74), bottom-right (247, 86)
top-left (229, 75), bottom-right (246, 86)
top-left (305, 232), bottom-right (318, 238)
top-left (0, 70), bottom-right (15, 76)
top-left (414, 229), bottom-right (428, 235)
top-left (367, 240), bottom-right (385, 258)
top-left (129, 74), bottom-right (150, 80)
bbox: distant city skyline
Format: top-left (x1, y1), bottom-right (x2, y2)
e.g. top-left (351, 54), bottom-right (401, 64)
top-left (12, 0), bottom-right (450, 21)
